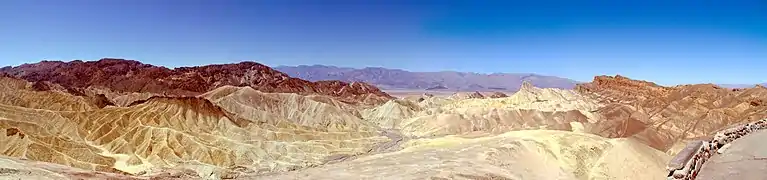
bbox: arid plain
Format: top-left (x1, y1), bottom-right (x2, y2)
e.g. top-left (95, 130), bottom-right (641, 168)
top-left (1, 59), bottom-right (767, 179)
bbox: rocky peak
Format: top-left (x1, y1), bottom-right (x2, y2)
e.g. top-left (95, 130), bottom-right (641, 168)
top-left (468, 91), bottom-right (485, 98)
top-left (576, 75), bottom-right (671, 101)
top-left (448, 91), bottom-right (485, 100)
top-left (520, 81), bottom-right (535, 91)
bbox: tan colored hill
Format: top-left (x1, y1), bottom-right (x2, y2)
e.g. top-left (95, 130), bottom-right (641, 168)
top-left (0, 76), bottom-right (100, 111)
top-left (256, 130), bottom-right (671, 180)
top-left (447, 91), bottom-right (486, 100)
top-left (0, 80), bottom-right (390, 178)
top-left (379, 82), bottom-right (602, 137)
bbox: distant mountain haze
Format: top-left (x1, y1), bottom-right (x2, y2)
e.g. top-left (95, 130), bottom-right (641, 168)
top-left (275, 65), bottom-right (579, 91)
top-left (717, 83), bottom-right (767, 89)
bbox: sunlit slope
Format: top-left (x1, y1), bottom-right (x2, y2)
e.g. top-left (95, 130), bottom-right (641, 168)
top-left (0, 89), bottom-right (389, 176)
top-left (373, 82), bottom-right (602, 137)
top-left (441, 82), bottom-right (602, 119)
top-left (0, 104), bottom-right (124, 174)
top-left (360, 99), bottom-right (423, 129)
top-left (0, 77), bottom-right (97, 111)
top-left (0, 155), bottom-right (145, 180)
top-left (256, 130), bottom-right (671, 180)
top-left (579, 76), bottom-right (767, 152)
top-left (200, 85), bottom-right (381, 132)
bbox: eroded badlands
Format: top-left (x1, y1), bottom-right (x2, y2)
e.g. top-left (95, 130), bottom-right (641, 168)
top-left (2, 59), bottom-right (767, 179)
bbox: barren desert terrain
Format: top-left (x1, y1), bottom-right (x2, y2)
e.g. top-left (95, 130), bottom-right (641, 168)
top-left (1, 59), bottom-right (766, 179)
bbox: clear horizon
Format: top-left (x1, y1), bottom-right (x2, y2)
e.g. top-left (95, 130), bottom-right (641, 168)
top-left (1, 0), bottom-right (765, 85)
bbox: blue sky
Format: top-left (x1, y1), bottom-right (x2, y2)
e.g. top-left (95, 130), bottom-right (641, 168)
top-left (0, 0), bottom-right (765, 85)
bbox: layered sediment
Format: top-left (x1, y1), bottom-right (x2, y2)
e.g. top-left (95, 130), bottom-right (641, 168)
top-left (0, 59), bottom-right (762, 180)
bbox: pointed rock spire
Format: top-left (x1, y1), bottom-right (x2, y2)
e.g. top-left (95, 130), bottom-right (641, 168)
top-left (469, 91), bottom-right (485, 99)
top-left (520, 81), bottom-right (535, 91)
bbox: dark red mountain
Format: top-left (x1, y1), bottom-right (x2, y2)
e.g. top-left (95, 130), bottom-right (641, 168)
top-left (0, 58), bottom-right (393, 105)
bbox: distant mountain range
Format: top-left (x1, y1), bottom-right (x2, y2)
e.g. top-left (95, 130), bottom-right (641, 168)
top-left (717, 83), bottom-right (767, 88)
top-left (275, 65), bottom-right (579, 91)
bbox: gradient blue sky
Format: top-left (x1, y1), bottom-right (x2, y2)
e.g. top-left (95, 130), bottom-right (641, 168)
top-left (1, 0), bottom-right (765, 85)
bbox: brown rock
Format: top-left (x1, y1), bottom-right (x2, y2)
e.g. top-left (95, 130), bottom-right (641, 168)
top-left (5, 127), bottom-right (24, 139)
top-left (0, 58), bottom-right (393, 105)
top-left (580, 75), bottom-right (767, 151)
top-left (575, 75), bottom-right (672, 102)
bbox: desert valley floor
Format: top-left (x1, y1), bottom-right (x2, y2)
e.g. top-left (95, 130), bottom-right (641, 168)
top-left (1, 59), bottom-right (767, 180)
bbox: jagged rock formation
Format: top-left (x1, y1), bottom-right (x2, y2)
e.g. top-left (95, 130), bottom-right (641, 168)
top-left (443, 82), bottom-right (602, 118)
top-left (0, 58), bottom-right (393, 106)
top-left (447, 91), bottom-right (485, 100)
top-left (577, 75), bottom-right (767, 152)
top-left (576, 75), bottom-right (671, 103)
top-left (0, 65), bottom-right (396, 179)
top-left (390, 82), bottom-right (601, 137)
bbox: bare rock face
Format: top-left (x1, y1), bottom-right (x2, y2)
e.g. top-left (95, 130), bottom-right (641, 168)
top-left (578, 75), bottom-right (767, 151)
top-left (0, 58), bottom-right (393, 105)
top-left (575, 75), bottom-right (672, 103)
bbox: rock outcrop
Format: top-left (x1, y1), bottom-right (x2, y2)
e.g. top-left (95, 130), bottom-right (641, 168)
top-left (575, 75), bottom-right (671, 103)
top-left (578, 75), bottom-right (767, 152)
top-left (488, 92), bottom-right (509, 98)
top-left (447, 91), bottom-right (485, 100)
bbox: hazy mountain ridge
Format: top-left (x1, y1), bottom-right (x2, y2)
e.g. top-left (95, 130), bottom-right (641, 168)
top-left (275, 65), bottom-right (579, 91)
top-left (717, 83), bottom-right (767, 88)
